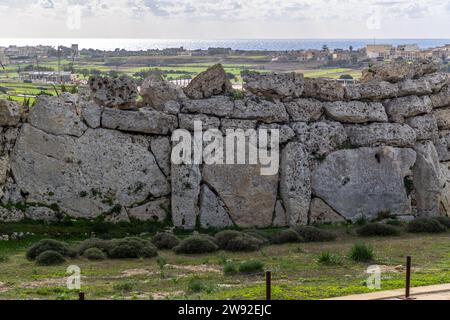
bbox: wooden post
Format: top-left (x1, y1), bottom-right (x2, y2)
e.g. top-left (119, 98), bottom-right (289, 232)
top-left (266, 271), bottom-right (271, 301)
top-left (405, 256), bottom-right (412, 299)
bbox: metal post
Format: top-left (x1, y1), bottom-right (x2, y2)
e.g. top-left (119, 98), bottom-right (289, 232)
top-left (79, 292), bottom-right (85, 301)
top-left (405, 256), bottom-right (411, 299)
top-left (266, 271), bottom-right (271, 301)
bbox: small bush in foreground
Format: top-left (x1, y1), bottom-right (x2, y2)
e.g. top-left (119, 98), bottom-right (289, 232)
top-left (317, 251), bottom-right (342, 266)
top-left (108, 237), bottom-right (157, 259)
top-left (83, 248), bottom-right (106, 260)
top-left (406, 218), bottom-right (447, 234)
top-left (238, 260), bottom-right (265, 274)
top-left (292, 226), bottom-right (336, 242)
top-left (152, 232), bottom-right (180, 250)
top-left (434, 216), bottom-right (450, 229)
top-left (271, 229), bottom-right (301, 244)
top-left (173, 236), bottom-right (219, 254)
top-left (26, 239), bottom-right (75, 260)
top-left (356, 223), bottom-right (400, 237)
top-left (77, 238), bottom-right (112, 255)
top-left (188, 278), bottom-right (215, 293)
top-left (214, 230), bottom-right (263, 252)
top-left (36, 250), bottom-right (66, 266)
top-left (223, 262), bottom-right (238, 275)
top-left (349, 243), bottom-right (374, 262)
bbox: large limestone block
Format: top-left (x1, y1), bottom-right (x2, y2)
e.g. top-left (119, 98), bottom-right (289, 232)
top-left (439, 162), bottom-right (450, 216)
top-left (181, 96), bottom-right (234, 117)
top-left (102, 107), bottom-right (178, 134)
top-left (436, 130), bottom-right (450, 161)
top-left (88, 75), bottom-right (138, 108)
top-left (280, 142), bottom-right (311, 225)
top-left (0, 99), bottom-right (22, 127)
top-left (430, 86), bottom-right (450, 109)
top-left (150, 136), bottom-right (171, 177)
top-left (81, 101), bottom-right (103, 129)
top-left (285, 98), bottom-right (324, 122)
top-left (309, 198), bottom-right (346, 224)
top-left (140, 73), bottom-right (185, 109)
top-left (171, 164), bottom-right (201, 229)
top-left (312, 147), bottom-right (416, 220)
top-left (346, 123), bottom-right (416, 147)
top-left (433, 107), bottom-right (450, 130)
top-left (243, 71), bottom-right (304, 101)
top-left (128, 197), bottom-right (170, 222)
top-left (221, 119), bottom-right (257, 131)
top-left (345, 81), bottom-right (398, 101)
top-left (29, 95), bottom-right (87, 137)
top-left (397, 73), bottom-right (448, 97)
top-left (232, 99), bottom-right (289, 123)
top-left (0, 207), bottom-right (24, 222)
top-left (303, 78), bottom-right (345, 101)
top-left (272, 200), bottom-right (288, 227)
top-left (11, 125), bottom-right (169, 218)
top-left (406, 114), bottom-right (438, 141)
top-left (183, 64), bottom-right (233, 99)
top-left (202, 164), bottom-right (278, 228)
top-left (178, 113), bottom-right (220, 131)
top-left (0, 127), bottom-right (20, 156)
top-left (25, 206), bottom-right (58, 222)
top-left (291, 121), bottom-right (347, 157)
top-left (324, 101), bottom-right (388, 123)
top-left (361, 60), bottom-right (439, 83)
top-left (384, 95), bottom-right (432, 123)
top-left (412, 141), bottom-right (444, 217)
top-left (259, 123), bottom-right (295, 144)
top-left (199, 184), bottom-right (234, 229)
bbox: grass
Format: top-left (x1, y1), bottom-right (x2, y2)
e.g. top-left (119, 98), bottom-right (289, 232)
top-left (0, 225), bottom-right (449, 300)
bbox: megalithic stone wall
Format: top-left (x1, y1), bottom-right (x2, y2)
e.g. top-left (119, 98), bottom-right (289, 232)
top-left (0, 62), bottom-right (449, 229)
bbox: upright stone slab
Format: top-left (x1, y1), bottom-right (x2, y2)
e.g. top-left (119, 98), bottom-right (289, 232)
top-left (199, 184), bottom-right (234, 229)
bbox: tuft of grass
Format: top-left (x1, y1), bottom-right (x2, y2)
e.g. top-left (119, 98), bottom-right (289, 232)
top-left (238, 260), bottom-right (265, 274)
top-left (349, 243), bottom-right (374, 262)
top-left (317, 251), bottom-right (342, 266)
top-left (188, 278), bottom-right (215, 294)
top-left (223, 262), bottom-right (238, 275)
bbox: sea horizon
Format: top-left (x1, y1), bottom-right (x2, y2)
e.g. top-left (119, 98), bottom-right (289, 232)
top-left (0, 38), bottom-right (449, 51)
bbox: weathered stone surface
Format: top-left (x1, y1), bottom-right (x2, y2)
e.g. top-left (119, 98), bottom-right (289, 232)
top-left (398, 73), bottom-right (448, 97)
top-left (25, 207), bottom-right (58, 222)
top-left (384, 95), bottom-right (432, 123)
top-left (163, 101), bottom-right (181, 115)
top-left (203, 163), bottom-right (278, 228)
top-left (0, 155), bottom-right (9, 188)
top-left (150, 136), bottom-right (171, 177)
top-left (259, 123), bottom-right (295, 144)
top-left (280, 142), bottom-right (311, 225)
top-left (179, 113), bottom-right (220, 131)
top-left (29, 95), bottom-right (87, 137)
top-left (434, 107), bottom-right (450, 130)
top-left (345, 123), bottom-right (416, 147)
top-left (406, 114), bottom-right (439, 141)
top-left (309, 198), bottom-right (346, 224)
top-left (140, 73), bottom-right (185, 109)
top-left (221, 119), bottom-right (257, 131)
top-left (324, 101), bottom-right (388, 123)
top-left (1, 177), bottom-right (23, 204)
top-left (243, 71), bottom-right (304, 100)
top-left (88, 75), bottom-right (138, 108)
top-left (104, 207), bottom-right (130, 223)
top-left (128, 197), bottom-right (169, 222)
top-left (361, 60), bottom-right (439, 83)
top-left (199, 184), bottom-right (234, 229)
top-left (171, 164), bottom-right (201, 229)
top-left (291, 121), bottom-right (347, 157)
top-left (303, 78), bottom-right (345, 101)
top-left (345, 81), bottom-right (398, 101)
top-left (431, 86), bottom-right (450, 108)
top-left (102, 107), bottom-right (177, 134)
top-left (272, 200), bottom-right (288, 227)
top-left (183, 64), bottom-right (233, 99)
top-left (232, 99), bottom-right (289, 123)
top-left (81, 101), bottom-right (103, 129)
top-left (436, 130), bottom-right (450, 161)
top-left (0, 207), bottom-right (24, 222)
top-left (412, 141), bottom-right (444, 217)
top-left (439, 162), bottom-right (450, 216)
top-left (285, 98), bottom-right (324, 122)
top-left (11, 125), bottom-right (169, 218)
top-left (0, 99), bottom-right (22, 127)
top-left (312, 147), bottom-right (416, 220)
top-left (181, 96), bottom-right (234, 117)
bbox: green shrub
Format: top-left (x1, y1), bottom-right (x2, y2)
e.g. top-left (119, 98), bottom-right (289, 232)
top-left (26, 239), bottom-right (75, 260)
top-left (223, 262), bottom-right (238, 275)
top-left (354, 215), bottom-right (368, 226)
top-left (0, 254), bottom-right (8, 263)
top-left (173, 236), bottom-right (219, 254)
top-left (317, 251), bottom-right (342, 266)
top-left (292, 226), bottom-right (336, 242)
top-left (139, 244), bottom-right (158, 258)
top-left (243, 230), bottom-right (269, 244)
top-left (349, 243), bottom-right (374, 262)
top-left (385, 219), bottom-right (402, 226)
top-left (188, 278), bottom-right (215, 293)
top-left (214, 230), bottom-right (263, 252)
top-left (152, 232), bottom-right (180, 250)
top-left (108, 237), bottom-right (157, 259)
top-left (238, 260), bottom-right (265, 274)
top-left (406, 218), bottom-right (447, 233)
top-left (356, 223), bottom-right (400, 237)
top-left (36, 250), bottom-right (66, 266)
top-left (271, 229), bottom-right (302, 244)
top-left (113, 281), bottom-right (137, 292)
top-left (77, 238), bottom-right (112, 255)
top-left (434, 216), bottom-right (450, 229)
top-left (84, 248), bottom-right (106, 260)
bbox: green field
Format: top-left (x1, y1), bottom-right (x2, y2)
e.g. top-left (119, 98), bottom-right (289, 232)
top-left (0, 222), bottom-right (449, 300)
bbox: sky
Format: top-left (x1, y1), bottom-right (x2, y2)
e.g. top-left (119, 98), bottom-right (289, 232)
top-left (0, 0), bottom-right (450, 39)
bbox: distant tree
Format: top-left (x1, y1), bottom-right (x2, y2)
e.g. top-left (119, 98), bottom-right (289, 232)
top-left (349, 45), bottom-right (353, 52)
top-left (322, 44), bottom-right (329, 52)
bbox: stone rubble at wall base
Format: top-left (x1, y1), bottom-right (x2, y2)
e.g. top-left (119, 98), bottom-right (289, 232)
top-left (0, 62), bottom-right (449, 229)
